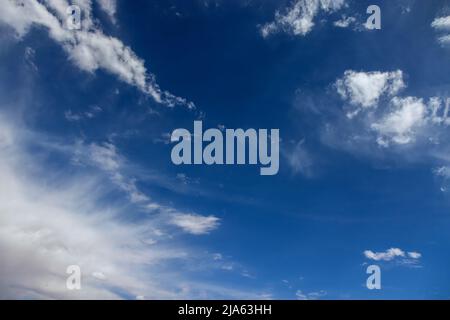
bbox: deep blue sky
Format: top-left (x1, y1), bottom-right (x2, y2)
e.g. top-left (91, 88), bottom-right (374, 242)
top-left (1, 0), bottom-right (450, 299)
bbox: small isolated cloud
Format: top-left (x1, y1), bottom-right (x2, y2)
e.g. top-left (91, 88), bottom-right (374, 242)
top-left (283, 139), bottom-right (315, 177)
top-left (364, 248), bottom-right (406, 261)
top-left (296, 290), bottom-right (327, 300)
top-left (65, 106), bottom-right (103, 122)
top-left (434, 166), bottom-right (450, 179)
top-left (334, 15), bottom-right (356, 28)
top-left (363, 248), bottom-right (422, 266)
top-left (408, 251), bottom-right (422, 259)
top-left (170, 213), bottom-right (220, 235)
top-left (261, 0), bottom-right (347, 37)
top-left (212, 253), bottom-right (223, 261)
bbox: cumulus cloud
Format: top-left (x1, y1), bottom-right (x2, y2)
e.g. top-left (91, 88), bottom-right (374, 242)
top-left (332, 70), bottom-right (450, 148)
top-left (432, 15), bottom-right (450, 44)
top-left (0, 0), bottom-right (193, 108)
top-left (261, 0), bottom-right (347, 37)
top-left (364, 248), bottom-right (422, 264)
top-left (431, 16), bottom-right (450, 31)
top-left (335, 70), bottom-right (405, 111)
top-left (371, 97), bottom-right (428, 145)
top-left (170, 214), bottom-right (220, 235)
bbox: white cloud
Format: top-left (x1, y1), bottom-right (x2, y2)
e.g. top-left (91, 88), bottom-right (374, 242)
top-left (432, 15), bottom-right (450, 44)
top-left (434, 166), bottom-right (450, 178)
top-left (364, 248), bottom-right (405, 261)
top-left (0, 113), bottom-right (254, 299)
top-left (332, 70), bottom-right (448, 148)
top-left (65, 105), bottom-right (103, 122)
top-left (0, 117), bottom-right (184, 299)
top-left (335, 70), bottom-right (405, 111)
top-left (97, 0), bottom-right (117, 23)
top-left (432, 16), bottom-right (450, 31)
top-left (408, 251), bottom-right (422, 259)
top-left (0, 0), bottom-right (193, 108)
top-left (371, 97), bottom-right (428, 146)
top-left (213, 253), bottom-right (223, 261)
top-left (364, 248), bottom-right (422, 262)
top-left (69, 139), bottom-right (222, 233)
top-left (296, 290), bottom-right (326, 300)
top-left (283, 139), bottom-right (314, 176)
top-left (88, 142), bottom-right (121, 171)
top-left (261, 0), bottom-right (347, 37)
top-left (170, 214), bottom-right (220, 235)
top-left (334, 15), bottom-right (356, 28)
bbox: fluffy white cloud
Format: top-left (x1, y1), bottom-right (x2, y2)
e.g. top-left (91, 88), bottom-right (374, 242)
top-left (170, 213), bottom-right (220, 235)
top-left (336, 70), bottom-right (405, 111)
top-left (432, 16), bottom-right (450, 31)
top-left (332, 70), bottom-right (450, 147)
top-left (432, 15), bottom-right (450, 44)
top-left (371, 97), bottom-right (428, 146)
top-left (261, 0), bottom-right (347, 37)
top-left (364, 248), bottom-right (422, 262)
top-left (0, 0), bottom-right (193, 108)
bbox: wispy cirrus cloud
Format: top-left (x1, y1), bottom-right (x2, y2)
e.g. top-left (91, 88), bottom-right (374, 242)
top-left (69, 137), bottom-right (221, 234)
top-left (0, 115), bottom-right (179, 299)
top-left (0, 112), bottom-right (254, 299)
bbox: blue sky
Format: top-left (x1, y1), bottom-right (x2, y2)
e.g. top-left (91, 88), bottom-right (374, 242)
top-left (1, 0), bottom-right (450, 299)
